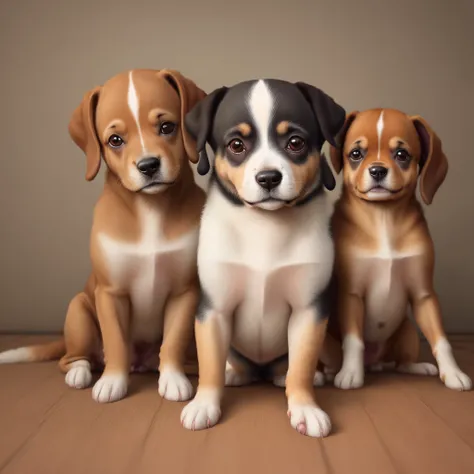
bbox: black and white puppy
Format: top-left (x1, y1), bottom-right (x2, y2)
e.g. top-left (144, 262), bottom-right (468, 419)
top-left (180, 79), bottom-right (345, 437)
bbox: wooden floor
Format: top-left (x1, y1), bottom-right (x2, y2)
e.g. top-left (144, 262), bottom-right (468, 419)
top-left (1, 335), bottom-right (474, 474)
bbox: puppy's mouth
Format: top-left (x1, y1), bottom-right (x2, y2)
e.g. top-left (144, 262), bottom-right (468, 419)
top-left (244, 196), bottom-right (291, 206)
top-left (360, 185), bottom-right (403, 195)
top-left (136, 181), bottom-right (176, 192)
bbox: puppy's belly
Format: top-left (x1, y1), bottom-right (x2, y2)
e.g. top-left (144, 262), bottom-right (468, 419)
top-left (362, 258), bottom-right (408, 343)
top-left (218, 263), bottom-right (324, 364)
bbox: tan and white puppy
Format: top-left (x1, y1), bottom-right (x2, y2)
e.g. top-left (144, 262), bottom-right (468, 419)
top-left (0, 69), bottom-right (207, 403)
top-left (328, 108), bottom-right (472, 391)
top-left (179, 79), bottom-right (345, 437)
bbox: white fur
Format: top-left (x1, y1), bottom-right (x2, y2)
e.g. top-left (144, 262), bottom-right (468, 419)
top-left (239, 80), bottom-right (297, 207)
top-left (181, 388), bottom-right (221, 430)
top-left (92, 373), bottom-right (129, 403)
top-left (197, 188), bottom-right (334, 364)
top-left (98, 200), bottom-right (199, 344)
top-left (353, 213), bottom-right (423, 343)
top-left (334, 334), bottom-right (365, 389)
top-left (287, 402), bottom-right (331, 437)
top-left (65, 360), bottom-right (92, 389)
top-left (128, 71), bottom-right (147, 154)
top-left (376, 110), bottom-right (384, 160)
top-left (0, 347), bottom-right (31, 364)
top-left (434, 338), bottom-right (472, 390)
top-left (158, 367), bottom-right (194, 401)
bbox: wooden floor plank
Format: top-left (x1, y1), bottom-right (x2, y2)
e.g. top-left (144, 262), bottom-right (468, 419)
top-left (0, 335), bottom-right (473, 474)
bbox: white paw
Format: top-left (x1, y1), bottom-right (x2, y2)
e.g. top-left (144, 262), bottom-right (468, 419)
top-left (65, 360), bottom-right (92, 389)
top-left (287, 403), bottom-right (331, 438)
top-left (158, 369), bottom-right (194, 401)
top-left (397, 362), bottom-right (438, 376)
top-left (323, 366), bottom-right (336, 382)
top-left (181, 390), bottom-right (221, 431)
top-left (225, 366), bottom-right (252, 387)
top-left (92, 373), bottom-right (128, 403)
top-left (442, 368), bottom-right (472, 391)
top-left (334, 364), bottom-right (365, 389)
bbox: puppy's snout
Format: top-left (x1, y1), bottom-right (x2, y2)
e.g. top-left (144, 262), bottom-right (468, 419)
top-left (137, 157), bottom-right (160, 177)
top-left (369, 165), bottom-right (388, 182)
top-left (255, 169), bottom-right (283, 191)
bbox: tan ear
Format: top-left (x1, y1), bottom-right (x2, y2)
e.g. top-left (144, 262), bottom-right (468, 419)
top-left (68, 86), bottom-right (102, 181)
top-left (159, 69), bottom-right (207, 164)
top-left (410, 115), bottom-right (448, 205)
top-left (328, 110), bottom-right (359, 174)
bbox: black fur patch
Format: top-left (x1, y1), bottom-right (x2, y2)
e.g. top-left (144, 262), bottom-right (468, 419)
top-left (196, 289), bottom-right (212, 321)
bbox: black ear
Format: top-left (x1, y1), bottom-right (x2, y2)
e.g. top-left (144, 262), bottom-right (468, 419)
top-left (295, 82), bottom-right (346, 149)
top-left (320, 153), bottom-right (336, 190)
top-left (184, 86), bottom-right (228, 176)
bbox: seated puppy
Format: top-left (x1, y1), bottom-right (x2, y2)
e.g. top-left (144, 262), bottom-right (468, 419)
top-left (328, 108), bottom-right (472, 391)
top-left (180, 79), bottom-right (345, 437)
top-left (0, 69), bottom-right (207, 403)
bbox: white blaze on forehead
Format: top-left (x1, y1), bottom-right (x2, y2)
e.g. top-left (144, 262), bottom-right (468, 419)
top-left (247, 80), bottom-right (275, 148)
top-left (127, 71), bottom-right (147, 153)
top-left (376, 110), bottom-right (384, 160)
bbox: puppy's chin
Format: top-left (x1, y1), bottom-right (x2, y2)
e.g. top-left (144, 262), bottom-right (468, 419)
top-left (140, 183), bottom-right (171, 195)
top-left (250, 200), bottom-right (286, 211)
top-left (357, 186), bottom-right (404, 202)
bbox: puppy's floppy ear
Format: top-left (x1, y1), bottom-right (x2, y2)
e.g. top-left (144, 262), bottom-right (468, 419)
top-left (159, 69), bottom-right (207, 164)
top-left (328, 111), bottom-right (359, 174)
top-left (295, 82), bottom-right (346, 149)
top-left (320, 153), bottom-right (336, 190)
top-left (68, 86), bottom-right (102, 181)
top-left (184, 86), bottom-right (228, 176)
top-left (410, 115), bottom-right (448, 205)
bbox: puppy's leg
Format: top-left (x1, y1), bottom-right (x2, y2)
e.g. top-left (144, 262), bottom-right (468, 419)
top-left (92, 288), bottom-right (131, 403)
top-left (181, 309), bottom-right (231, 431)
top-left (60, 292), bottom-right (99, 390)
top-left (412, 293), bottom-right (472, 390)
top-left (272, 357), bottom-right (325, 388)
top-left (334, 293), bottom-right (365, 389)
top-left (388, 318), bottom-right (438, 376)
top-left (158, 285), bottom-right (199, 401)
top-left (286, 309), bottom-right (331, 438)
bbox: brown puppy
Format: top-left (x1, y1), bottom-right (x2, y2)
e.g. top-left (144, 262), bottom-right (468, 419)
top-left (0, 69), bottom-right (207, 403)
top-left (328, 108), bottom-right (472, 391)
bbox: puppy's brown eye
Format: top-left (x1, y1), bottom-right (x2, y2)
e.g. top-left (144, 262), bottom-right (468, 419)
top-left (108, 134), bottom-right (124, 148)
top-left (228, 139), bottom-right (245, 154)
top-left (395, 149), bottom-right (410, 162)
top-left (349, 148), bottom-right (363, 160)
top-left (160, 122), bottom-right (176, 135)
top-left (287, 136), bottom-right (306, 152)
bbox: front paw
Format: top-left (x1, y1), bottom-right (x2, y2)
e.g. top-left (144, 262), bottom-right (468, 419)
top-left (92, 373), bottom-right (128, 403)
top-left (334, 364), bottom-right (365, 389)
top-left (442, 368), bottom-right (472, 391)
top-left (181, 390), bottom-right (221, 431)
top-left (287, 403), bottom-right (331, 438)
top-left (158, 369), bottom-right (194, 401)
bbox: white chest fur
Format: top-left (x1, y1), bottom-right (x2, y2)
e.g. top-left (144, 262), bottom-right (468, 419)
top-left (199, 190), bottom-right (334, 363)
top-left (98, 202), bottom-right (199, 343)
top-left (354, 213), bottom-right (423, 342)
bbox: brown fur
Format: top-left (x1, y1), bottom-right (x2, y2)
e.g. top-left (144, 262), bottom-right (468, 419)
top-left (329, 108), bottom-right (454, 371)
top-left (7, 69), bottom-right (206, 383)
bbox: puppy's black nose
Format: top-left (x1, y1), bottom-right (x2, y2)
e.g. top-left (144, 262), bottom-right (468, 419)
top-left (255, 170), bottom-right (283, 191)
top-left (137, 157), bottom-right (160, 177)
top-left (369, 165), bottom-right (388, 181)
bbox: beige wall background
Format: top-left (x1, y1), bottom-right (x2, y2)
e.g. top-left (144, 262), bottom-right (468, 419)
top-left (0, 0), bottom-right (472, 333)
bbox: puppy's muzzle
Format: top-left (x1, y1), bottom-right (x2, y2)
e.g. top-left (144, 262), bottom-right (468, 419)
top-left (368, 165), bottom-right (388, 182)
top-left (137, 157), bottom-right (161, 177)
top-left (255, 169), bottom-right (283, 191)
